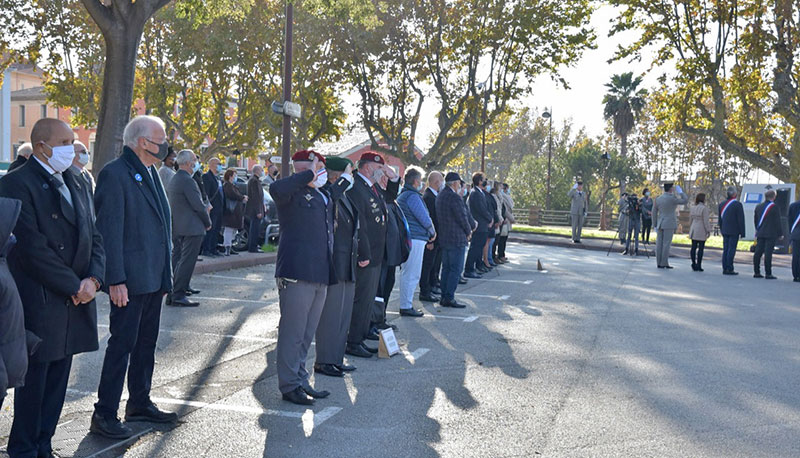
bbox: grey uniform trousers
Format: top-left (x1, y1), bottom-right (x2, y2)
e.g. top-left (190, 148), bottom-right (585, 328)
top-left (276, 279), bottom-right (327, 394)
top-left (655, 228), bottom-right (675, 267)
top-left (571, 213), bottom-right (585, 241)
top-left (315, 281), bottom-right (355, 365)
top-left (171, 235), bottom-right (204, 298)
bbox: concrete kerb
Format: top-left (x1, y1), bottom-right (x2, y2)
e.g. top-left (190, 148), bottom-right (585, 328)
top-left (193, 251), bottom-right (277, 274)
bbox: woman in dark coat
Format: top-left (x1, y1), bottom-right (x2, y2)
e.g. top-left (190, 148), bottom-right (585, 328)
top-left (222, 168), bottom-right (247, 256)
top-left (0, 197), bottom-right (35, 409)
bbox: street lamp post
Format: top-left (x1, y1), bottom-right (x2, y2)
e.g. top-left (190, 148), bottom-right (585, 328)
top-left (542, 108), bottom-right (553, 210)
top-left (280, 1), bottom-right (294, 178)
top-left (478, 82), bottom-right (489, 173)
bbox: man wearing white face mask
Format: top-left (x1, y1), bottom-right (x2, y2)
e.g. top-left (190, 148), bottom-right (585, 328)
top-left (0, 118), bottom-right (106, 456)
top-left (269, 150), bottom-right (338, 405)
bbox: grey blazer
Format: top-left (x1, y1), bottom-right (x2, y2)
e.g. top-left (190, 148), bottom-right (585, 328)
top-left (653, 191), bottom-right (688, 230)
top-left (567, 188), bottom-right (587, 215)
top-left (168, 169), bottom-right (212, 237)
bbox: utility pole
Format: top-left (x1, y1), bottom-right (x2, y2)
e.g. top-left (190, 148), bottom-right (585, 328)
top-left (280, 1), bottom-right (294, 178)
top-left (542, 108), bottom-right (553, 210)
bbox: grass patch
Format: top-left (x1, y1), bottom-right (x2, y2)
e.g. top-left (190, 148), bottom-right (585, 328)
top-left (511, 225), bottom-right (753, 251)
top-left (261, 243), bottom-right (277, 253)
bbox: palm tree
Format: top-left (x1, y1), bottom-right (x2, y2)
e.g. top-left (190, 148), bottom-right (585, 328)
top-left (603, 72), bottom-right (647, 193)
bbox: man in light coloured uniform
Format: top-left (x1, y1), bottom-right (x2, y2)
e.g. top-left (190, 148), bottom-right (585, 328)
top-left (652, 183), bottom-right (688, 269)
top-left (567, 181), bottom-right (588, 243)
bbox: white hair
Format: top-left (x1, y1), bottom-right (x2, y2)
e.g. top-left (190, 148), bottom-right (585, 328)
top-left (175, 149), bottom-right (195, 166)
top-left (123, 115), bottom-right (166, 149)
top-left (17, 142), bottom-right (33, 158)
top-left (74, 140), bottom-right (87, 152)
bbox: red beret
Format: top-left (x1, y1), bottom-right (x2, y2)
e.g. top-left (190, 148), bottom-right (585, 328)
top-left (360, 152), bottom-right (385, 165)
top-left (292, 150), bottom-right (325, 164)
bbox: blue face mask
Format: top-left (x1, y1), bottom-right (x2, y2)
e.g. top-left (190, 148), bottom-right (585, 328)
top-left (217, 164), bottom-right (224, 174)
top-left (192, 162), bottom-right (202, 173)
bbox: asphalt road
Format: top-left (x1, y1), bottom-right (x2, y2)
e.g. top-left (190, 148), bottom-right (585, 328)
top-left (2, 242), bottom-right (799, 457)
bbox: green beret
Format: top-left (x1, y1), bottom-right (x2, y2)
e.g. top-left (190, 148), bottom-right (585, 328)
top-left (325, 156), bottom-right (353, 172)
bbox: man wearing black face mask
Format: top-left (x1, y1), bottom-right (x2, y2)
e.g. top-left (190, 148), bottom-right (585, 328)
top-left (91, 116), bottom-right (177, 439)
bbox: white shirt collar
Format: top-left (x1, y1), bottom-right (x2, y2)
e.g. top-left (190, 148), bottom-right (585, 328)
top-left (33, 155), bottom-right (57, 176)
top-left (430, 187), bottom-right (439, 196)
top-left (357, 172), bottom-right (373, 187)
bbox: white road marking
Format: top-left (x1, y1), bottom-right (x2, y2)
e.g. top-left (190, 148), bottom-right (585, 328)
top-left (84, 428), bottom-right (154, 458)
top-left (385, 311), bottom-right (486, 321)
top-left (458, 293), bottom-right (504, 299)
top-left (190, 296), bottom-right (276, 305)
top-left (463, 316), bottom-right (479, 323)
top-left (302, 407), bottom-right (343, 436)
top-left (499, 295), bottom-right (511, 300)
top-left (97, 324), bottom-right (277, 344)
top-left (481, 278), bottom-right (534, 284)
top-left (402, 347), bottom-right (430, 364)
top-left (524, 280), bottom-right (534, 285)
top-left (200, 274), bottom-right (269, 282)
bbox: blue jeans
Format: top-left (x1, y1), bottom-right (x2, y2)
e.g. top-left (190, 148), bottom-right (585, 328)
top-left (722, 234), bottom-right (739, 272)
top-left (248, 215), bottom-right (262, 252)
top-left (488, 237), bottom-right (496, 265)
top-left (440, 245), bottom-right (466, 302)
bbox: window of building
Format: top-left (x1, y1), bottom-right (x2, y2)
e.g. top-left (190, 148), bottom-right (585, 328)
top-left (41, 104), bottom-right (47, 118)
top-left (19, 106), bottom-right (25, 127)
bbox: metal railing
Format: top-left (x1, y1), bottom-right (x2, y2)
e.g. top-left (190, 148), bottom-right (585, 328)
top-left (511, 207), bottom-right (719, 234)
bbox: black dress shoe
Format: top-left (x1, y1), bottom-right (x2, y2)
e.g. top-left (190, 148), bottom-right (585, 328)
top-left (314, 363), bottom-right (344, 377)
top-left (657, 266), bottom-right (665, 269)
top-left (335, 363), bottom-right (357, 372)
top-left (754, 273), bottom-right (764, 278)
top-left (282, 386), bottom-right (314, 405)
top-left (431, 286), bottom-right (442, 295)
top-left (90, 412), bottom-right (134, 439)
top-left (375, 322), bottom-right (398, 331)
top-left (345, 343), bottom-right (372, 358)
top-left (125, 402), bottom-right (178, 423)
top-left (419, 293), bottom-right (440, 302)
top-left (302, 385), bottom-right (330, 399)
top-left (365, 328), bottom-right (380, 341)
top-left (477, 266), bottom-right (489, 274)
top-left (361, 342), bottom-right (378, 354)
top-left (458, 277), bottom-right (468, 285)
top-left (169, 296), bottom-right (199, 307)
top-left (765, 275), bottom-right (777, 280)
top-left (187, 288), bottom-right (201, 295)
top-left (665, 265), bottom-right (674, 269)
top-left (464, 272), bottom-right (482, 279)
top-left (440, 299), bottom-right (466, 308)
top-left (399, 308), bottom-right (424, 317)
top-left (793, 278), bottom-right (800, 282)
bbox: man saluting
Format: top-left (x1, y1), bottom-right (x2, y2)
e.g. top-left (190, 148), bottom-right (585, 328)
top-left (270, 150), bottom-right (339, 405)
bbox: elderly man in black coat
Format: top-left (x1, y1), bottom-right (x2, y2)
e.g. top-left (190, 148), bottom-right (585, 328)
top-left (0, 118), bottom-right (106, 457)
top-left (91, 115), bottom-right (177, 440)
top-left (419, 171), bottom-right (444, 302)
top-left (270, 150), bottom-right (341, 405)
top-left (202, 157), bottom-right (224, 257)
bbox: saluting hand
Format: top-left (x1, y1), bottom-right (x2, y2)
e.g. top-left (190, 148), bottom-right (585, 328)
top-left (110, 284), bottom-right (129, 308)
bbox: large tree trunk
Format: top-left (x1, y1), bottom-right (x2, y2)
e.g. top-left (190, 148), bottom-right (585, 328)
top-left (619, 133), bottom-right (628, 194)
top-left (92, 27), bottom-right (143, 174)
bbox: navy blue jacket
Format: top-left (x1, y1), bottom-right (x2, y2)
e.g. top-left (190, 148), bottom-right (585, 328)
top-left (436, 186), bottom-right (473, 248)
top-left (788, 201), bottom-right (800, 241)
top-left (718, 198), bottom-right (745, 238)
top-left (270, 170), bottom-right (336, 285)
top-left (754, 200), bottom-right (782, 239)
top-left (347, 174), bottom-right (388, 265)
top-left (203, 170), bottom-right (223, 211)
top-left (468, 188), bottom-right (493, 233)
top-left (0, 158), bottom-right (105, 362)
top-left (95, 147), bottom-right (172, 296)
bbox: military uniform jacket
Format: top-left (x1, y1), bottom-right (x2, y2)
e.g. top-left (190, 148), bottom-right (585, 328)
top-left (567, 188), bottom-right (587, 215)
top-left (325, 179), bottom-right (359, 283)
top-left (0, 158), bottom-right (106, 363)
top-left (788, 201), bottom-right (800, 241)
top-left (346, 173), bottom-right (388, 265)
top-left (653, 191), bottom-right (688, 230)
top-left (95, 147), bottom-right (172, 296)
top-left (754, 200), bottom-right (782, 239)
top-left (718, 198), bottom-right (745, 237)
top-left (270, 170), bottom-right (337, 285)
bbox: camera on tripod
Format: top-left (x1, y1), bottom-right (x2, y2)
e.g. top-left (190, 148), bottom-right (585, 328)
top-left (625, 193), bottom-right (640, 215)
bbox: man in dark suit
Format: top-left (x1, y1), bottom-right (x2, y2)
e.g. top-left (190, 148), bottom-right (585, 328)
top-left (0, 118), bottom-right (106, 457)
top-left (788, 198), bottom-right (800, 282)
top-left (719, 186), bottom-right (746, 275)
top-left (91, 115), bottom-right (177, 439)
top-left (314, 157), bottom-right (359, 377)
top-left (7, 142), bottom-right (32, 173)
top-left (419, 171), bottom-right (444, 302)
top-left (167, 150), bottom-right (212, 307)
top-left (345, 152), bottom-right (389, 358)
top-left (245, 165), bottom-right (266, 253)
top-left (202, 157), bottom-right (224, 257)
top-left (753, 189), bottom-right (782, 280)
top-left (465, 172), bottom-right (492, 278)
top-left (269, 150), bottom-right (338, 405)
top-left (68, 140), bottom-right (96, 221)
top-left (436, 172), bottom-right (473, 308)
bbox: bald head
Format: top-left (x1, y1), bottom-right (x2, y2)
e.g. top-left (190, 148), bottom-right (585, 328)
top-left (31, 118), bottom-right (74, 164)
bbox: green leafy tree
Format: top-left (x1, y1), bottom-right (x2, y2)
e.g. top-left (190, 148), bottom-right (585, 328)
top-left (602, 71), bottom-right (647, 193)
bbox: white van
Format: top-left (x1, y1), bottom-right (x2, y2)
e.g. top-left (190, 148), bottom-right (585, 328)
top-left (739, 183), bottom-right (796, 253)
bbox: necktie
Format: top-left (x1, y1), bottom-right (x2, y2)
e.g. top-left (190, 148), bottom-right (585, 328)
top-left (52, 173), bottom-right (73, 208)
top-left (371, 184), bottom-right (380, 198)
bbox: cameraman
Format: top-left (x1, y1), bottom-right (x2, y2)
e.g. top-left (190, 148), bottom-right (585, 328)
top-left (623, 193), bottom-right (642, 255)
top-left (618, 192), bottom-right (629, 244)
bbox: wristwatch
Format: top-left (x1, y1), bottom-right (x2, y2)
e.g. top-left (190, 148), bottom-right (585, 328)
top-left (89, 277), bottom-right (101, 290)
